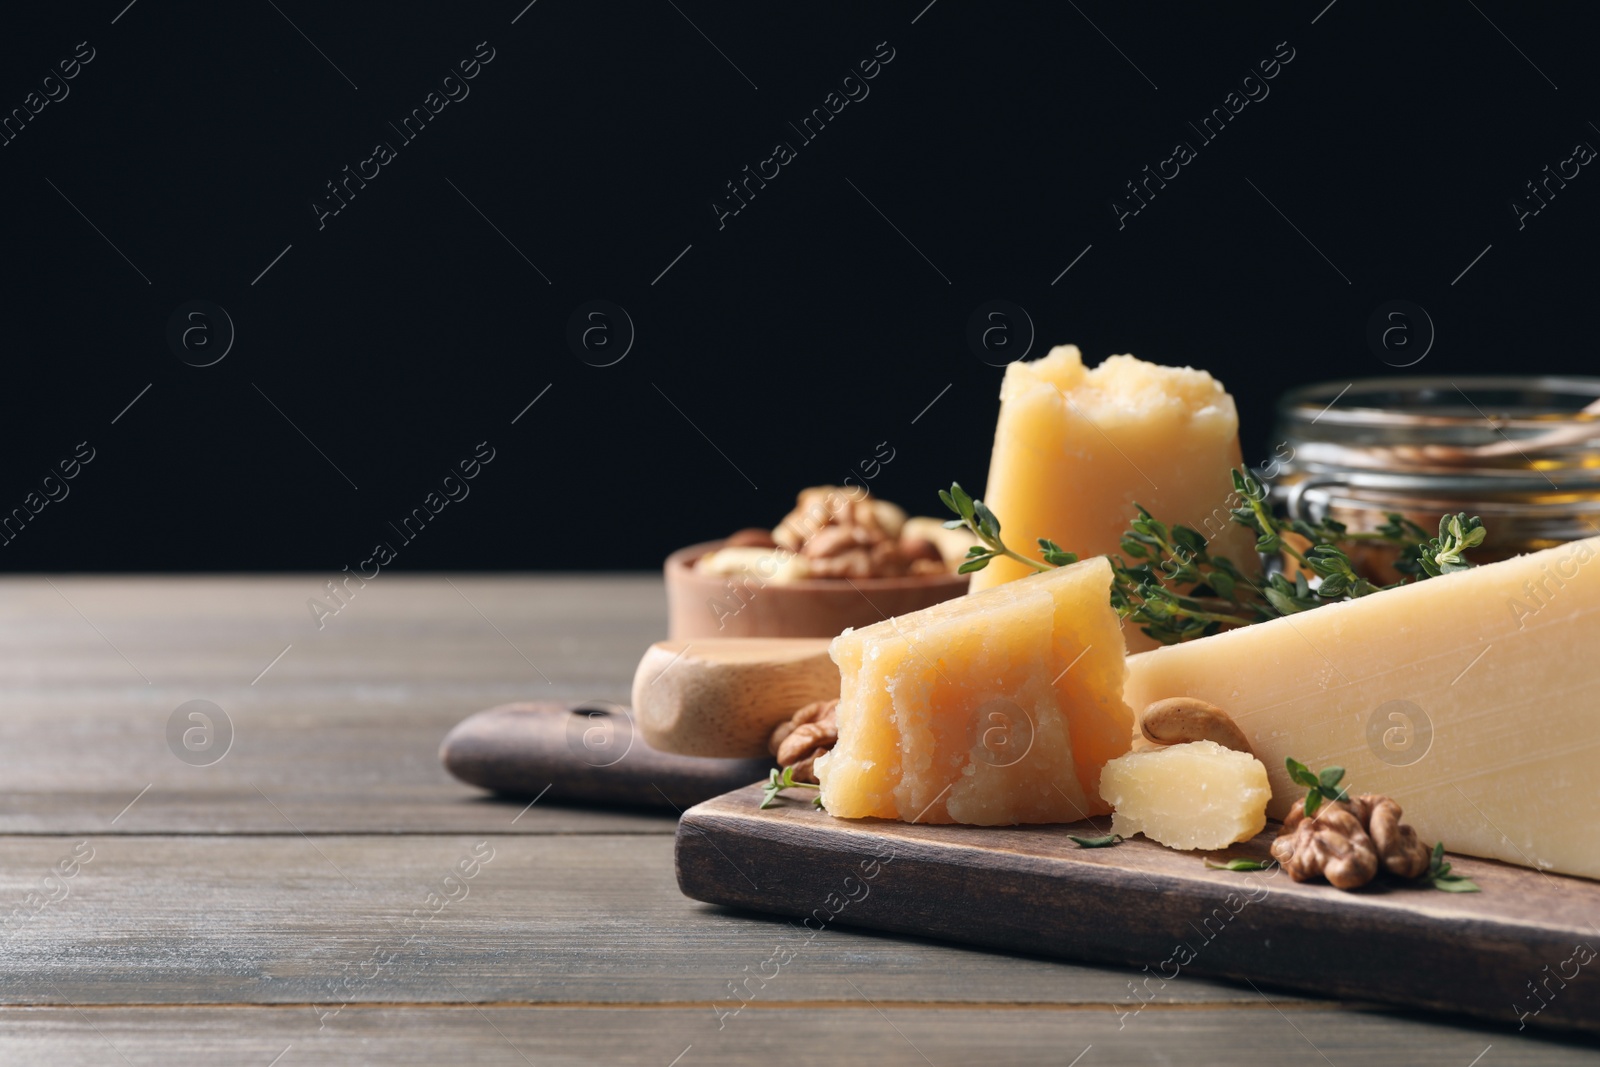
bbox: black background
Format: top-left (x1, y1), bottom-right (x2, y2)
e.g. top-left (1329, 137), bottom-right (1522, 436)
top-left (2, 1), bottom-right (1595, 572)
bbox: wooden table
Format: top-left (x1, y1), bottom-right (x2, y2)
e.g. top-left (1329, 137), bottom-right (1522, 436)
top-left (2, 575), bottom-right (1593, 1065)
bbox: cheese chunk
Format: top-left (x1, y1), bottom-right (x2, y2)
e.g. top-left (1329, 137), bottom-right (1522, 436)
top-left (971, 346), bottom-right (1259, 651)
top-left (1124, 536), bottom-right (1600, 878)
top-left (1100, 741), bottom-right (1271, 850)
top-left (816, 556), bottom-right (1132, 824)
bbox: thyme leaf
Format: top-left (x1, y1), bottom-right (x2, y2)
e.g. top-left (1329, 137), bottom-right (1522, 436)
top-left (1068, 833), bottom-right (1123, 848)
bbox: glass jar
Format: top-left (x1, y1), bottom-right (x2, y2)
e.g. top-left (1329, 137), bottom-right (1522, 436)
top-left (1269, 376), bottom-right (1600, 565)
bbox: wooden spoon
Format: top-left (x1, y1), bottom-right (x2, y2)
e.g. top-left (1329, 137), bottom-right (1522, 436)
top-left (632, 637), bottom-right (838, 758)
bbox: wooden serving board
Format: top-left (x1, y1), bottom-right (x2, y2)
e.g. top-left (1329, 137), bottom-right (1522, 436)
top-left (440, 702), bottom-right (772, 809)
top-left (676, 783), bottom-right (1600, 1033)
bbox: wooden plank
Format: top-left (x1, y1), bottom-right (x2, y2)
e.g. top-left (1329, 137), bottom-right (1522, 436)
top-left (0, 787), bottom-right (676, 836)
top-left (0, 576), bottom-right (682, 834)
top-left (0, 574), bottom-right (664, 689)
top-left (0, 694), bottom-right (681, 835)
top-left (0, 834), bottom-right (1275, 1008)
top-left (677, 784), bottom-right (1600, 1034)
top-left (1, 1005), bottom-right (1593, 1066)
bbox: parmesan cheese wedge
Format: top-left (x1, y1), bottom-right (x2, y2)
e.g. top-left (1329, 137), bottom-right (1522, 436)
top-left (971, 346), bottom-right (1259, 652)
top-left (815, 556), bottom-right (1132, 824)
top-left (1124, 535), bottom-right (1600, 878)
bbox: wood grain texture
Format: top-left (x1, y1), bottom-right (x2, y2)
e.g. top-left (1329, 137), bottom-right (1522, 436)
top-left (0, 1005), bottom-right (1594, 1067)
top-left (0, 575), bottom-right (665, 688)
top-left (0, 575), bottom-right (675, 834)
top-left (0, 834), bottom-right (1265, 1008)
top-left (678, 784), bottom-right (1600, 1034)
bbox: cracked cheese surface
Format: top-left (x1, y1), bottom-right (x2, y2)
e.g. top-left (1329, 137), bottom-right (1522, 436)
top-left (817, 556), bottom-right (1132, 825)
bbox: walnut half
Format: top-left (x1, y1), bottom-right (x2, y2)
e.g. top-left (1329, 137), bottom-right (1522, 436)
top-left (1270, 792), bottom-right (1433, 890)
top-left (1271, 801), bottom-right (1378, 889)
top-left (768, 698), bottom-right (839, 784)
top-left (1349, 793), bottom-right (1432, 879)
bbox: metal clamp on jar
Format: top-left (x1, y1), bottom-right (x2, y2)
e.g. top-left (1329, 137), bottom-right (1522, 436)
top-left (1269, 377), bottom-right (1600, 573)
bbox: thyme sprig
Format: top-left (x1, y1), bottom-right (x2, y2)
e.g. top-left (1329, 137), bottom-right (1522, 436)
top-left (1425, 841), bottom-right (1481, 893)
top-left (760, 766), bottom-right (823, 810)
top-left (940, 483), bottom-right (1077, 575)
top-left (1413, 513), bottom-right (1487, 577)
top-left (938, 473), bottom-right (1484, 646)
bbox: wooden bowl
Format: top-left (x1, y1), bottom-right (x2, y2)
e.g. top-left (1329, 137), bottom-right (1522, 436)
top-left (665, 540), bottom-right (970, 639)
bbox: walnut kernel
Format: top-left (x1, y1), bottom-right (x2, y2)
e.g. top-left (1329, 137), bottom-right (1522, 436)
top-left (1270, 791), bottom-right (1433, 890)
top-left (1270, 802), bottom-right (1379, 889)
top-left (759, 487), bottom-right (951, 579)
top-left (768, 698), bottom-right (839, 783)
top-left (1349, 793), bottom-right (1432, 879)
